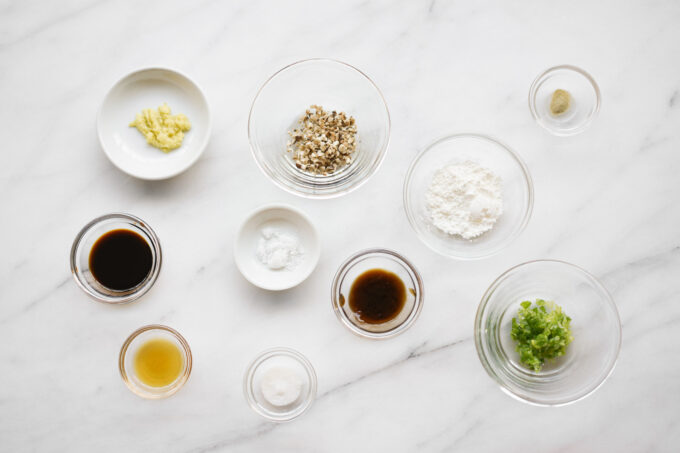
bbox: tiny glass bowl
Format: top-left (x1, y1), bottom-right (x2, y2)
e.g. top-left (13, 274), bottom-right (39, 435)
top-left (248, 58), bottom-right (391, 198)
top-left (403, 134), bottom-right (533, 260)
top-left (243, 348), bottom-right (317, 422)
top-left (529, 65), bottom-right (601, 136)
top-left (70, 213), bottom-right (162, 304)
top-left (474, 260), bottom-right (622, 406)
top-left (331, 249), bottom-right (424, 339)
top-left (119, 325), bottom-right (192, 399)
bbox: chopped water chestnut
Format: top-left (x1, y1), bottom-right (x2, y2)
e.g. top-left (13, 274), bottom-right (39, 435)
top-left (286, 105), bottom-right (357, 176)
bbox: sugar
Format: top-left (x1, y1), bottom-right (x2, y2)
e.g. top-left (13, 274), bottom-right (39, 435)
top-left (260, 366), bottom-right (303, 407)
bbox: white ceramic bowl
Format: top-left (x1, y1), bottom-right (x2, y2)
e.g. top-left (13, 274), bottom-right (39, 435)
top-left (98, 67), bottom-right (211, 180)
top-left (234, 204), bottom-right (320, 290)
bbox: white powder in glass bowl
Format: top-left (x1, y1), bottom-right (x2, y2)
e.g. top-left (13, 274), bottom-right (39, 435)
top-left (426, 161), bottom-right (503, 240)
top-left (260, 366), bottom-right (303, 407)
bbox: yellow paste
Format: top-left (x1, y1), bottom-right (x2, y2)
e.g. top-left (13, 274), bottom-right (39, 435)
top-left (129, 103), bottom-right (191, 152)
top-left (550, 89), bottom-right (571, 116)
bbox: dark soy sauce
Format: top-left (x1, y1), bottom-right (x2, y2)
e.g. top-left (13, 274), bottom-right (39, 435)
top-left (89, 229), bottom-right (153, 291)
top-left (348, 268), bottom-right (406, 324)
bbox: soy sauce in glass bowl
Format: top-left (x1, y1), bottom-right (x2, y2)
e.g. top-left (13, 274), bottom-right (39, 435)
top-left (331, 249), bottom-right (424, 339)
top-left (70, 213), bottom-right (162, 304)
top-left (89, 229), bottom-right (153, 291)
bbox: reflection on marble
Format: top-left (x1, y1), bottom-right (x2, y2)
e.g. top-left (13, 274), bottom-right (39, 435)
top-left (1, 0), bottom-right (679, 451)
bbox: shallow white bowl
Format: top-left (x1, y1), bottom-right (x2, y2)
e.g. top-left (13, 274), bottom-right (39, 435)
top-left (98, 67), bottom-right (211, 180)
top-left (234, 204), bottom-right (320, 291)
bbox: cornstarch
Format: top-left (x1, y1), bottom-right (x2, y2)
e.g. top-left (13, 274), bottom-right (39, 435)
top-left (426, 161), bottom-right (503, 239)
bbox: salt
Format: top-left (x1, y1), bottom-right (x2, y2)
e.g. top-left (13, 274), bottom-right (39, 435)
top-left (256, 227), bottom-right (303, 270)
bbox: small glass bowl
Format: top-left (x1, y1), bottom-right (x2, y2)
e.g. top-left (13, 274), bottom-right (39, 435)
top-left (529, 65), bottom-right (601, 136)
top-left (70, 213), bottom-right (162, 304)
top-left (119, 325), bottom-right (192, 399)
top-left (243, 348), bottom-right (317, 422)
top-left (331, 249), bottom-right (424, 339)
top-left (248, 58), bottom-right (391, 198)
top-left (474, 260), bottom-right (622, 406)
top-left (403, 134), bottom-right (533, 260)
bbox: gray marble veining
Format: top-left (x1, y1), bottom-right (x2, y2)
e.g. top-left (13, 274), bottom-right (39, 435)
top-left (1, 0), bottom-right (679, 451)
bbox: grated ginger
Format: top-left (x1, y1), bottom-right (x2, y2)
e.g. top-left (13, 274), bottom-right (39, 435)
top-left (129, 103), bottom-right (191, 152)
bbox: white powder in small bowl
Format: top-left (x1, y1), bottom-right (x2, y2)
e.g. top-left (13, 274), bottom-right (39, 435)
top-left (256, 227), bottom-right (304, 270)
top-left (426, 160), bottom-right (503, 239)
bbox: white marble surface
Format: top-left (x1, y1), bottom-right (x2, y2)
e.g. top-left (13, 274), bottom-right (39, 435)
top-left (1, 0), bottom-right (679, 451)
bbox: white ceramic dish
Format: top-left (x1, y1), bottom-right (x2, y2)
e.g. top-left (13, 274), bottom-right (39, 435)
top-left (234, 204), bottom-right (320, 291)
top-left (97, 67), bottom-right (211, 180)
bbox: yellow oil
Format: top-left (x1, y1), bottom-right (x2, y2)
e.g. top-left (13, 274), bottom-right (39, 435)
top-left (134, 338), bottom-right (184, 387)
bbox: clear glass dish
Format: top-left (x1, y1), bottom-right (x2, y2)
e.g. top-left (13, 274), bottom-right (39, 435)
top-left (403, 133), bottom-right (533, 260)
top-left (331, 249), bottom-right (424, 339)
top-left (529, 65), bottom-right (601, 136)
top-left (248, 58), bottom-right (390, 198)
top-left (474, 260), bottom-right (622, 406)
top-left (70, 213), bottom-right (162, 304)
top-left (243, 348), bottom-right (317, 422)
top-left (119, 325), bottom-right (192, 399)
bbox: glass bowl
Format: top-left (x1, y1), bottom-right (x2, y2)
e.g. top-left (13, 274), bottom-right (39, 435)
top-left (70, 213), bottom-right (162, 304)
top-left (331, 249), bottom-right (424, 339)
top-left (248, 58), bottom-right (390, 198)
top-left (529, 65), bottom-right (601, 136)
top-left (243, 348), bottom-right (317, 422)
top-left (403, 134), bottom-right (533, 260)
top-left (119, 325), bottom-right (192, 399)
top-left (474, 260), bottom-right (622, 406)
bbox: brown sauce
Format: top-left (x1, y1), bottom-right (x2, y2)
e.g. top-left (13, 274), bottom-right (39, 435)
top-left (89, 229), bottom-right (153, 291)
top-left (348, 268), bottom-right (406, 324)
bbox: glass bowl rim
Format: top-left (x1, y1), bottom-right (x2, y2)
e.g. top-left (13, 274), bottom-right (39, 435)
top-left (331, 248), bottom-right (425, 339)
top-left (242, 347), bottom-right (318, 422)
top-left (402, 132), bottom-right (534, 260)
top-left (247, 57), bottom-right (391, 199)
top-left (473, 259), bottom-right (622, 406)
top-left (528, 64), bottom-right (601, 137)
top-left (69, 212), bottom-right (162, 304)
top-left (118, 324), bottom-right (193, 399)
